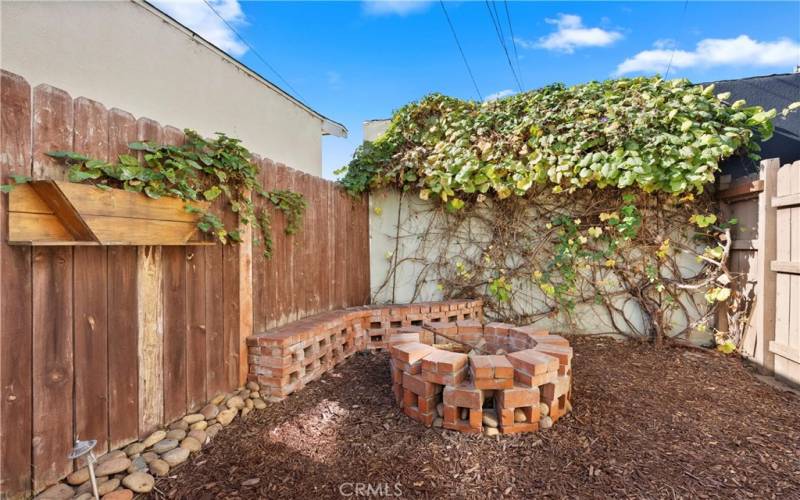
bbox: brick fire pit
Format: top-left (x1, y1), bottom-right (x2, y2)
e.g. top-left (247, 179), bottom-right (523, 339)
top-left (389, 321), bottom-right (572, 435)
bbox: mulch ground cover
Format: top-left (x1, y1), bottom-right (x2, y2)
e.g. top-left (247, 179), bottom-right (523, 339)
top-left (151, 337), bottom-right (800, 499)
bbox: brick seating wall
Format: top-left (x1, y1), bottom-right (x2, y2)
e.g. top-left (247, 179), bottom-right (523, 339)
top-left (246, 300), bottom-right (484, 400)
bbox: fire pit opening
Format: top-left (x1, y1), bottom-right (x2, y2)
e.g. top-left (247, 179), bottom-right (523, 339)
top-left (388, 320), bottom-right (572, 435)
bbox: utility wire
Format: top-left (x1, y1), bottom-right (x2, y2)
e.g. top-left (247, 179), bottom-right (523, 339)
top-left (439, 0), bottom-right (483, 101)
top-left (201, 0), bottom-right (306, 101)
top-left (664, 0), bottom-right (690, 79)
top-left (484, 0), bottom-right (522, 92)
top-left (503, 0), bottom-right (524, 88)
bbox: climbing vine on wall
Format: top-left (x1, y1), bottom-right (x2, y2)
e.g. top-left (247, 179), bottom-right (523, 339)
top-left (10, 130), bottom-right (306, 257)
top-left (341, 76), bottom-right (778, 348)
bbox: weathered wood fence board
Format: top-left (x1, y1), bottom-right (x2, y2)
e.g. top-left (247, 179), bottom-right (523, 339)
top-left (772, 160), bottom-right (800, 384)
top-left (0, 70), bottom-right (370, 497)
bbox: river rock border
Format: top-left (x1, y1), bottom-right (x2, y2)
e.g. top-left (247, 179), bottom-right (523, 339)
top-left (35, 385), bottom-right (267, 500)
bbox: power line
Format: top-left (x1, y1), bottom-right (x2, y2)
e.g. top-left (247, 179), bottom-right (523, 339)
top-left (439, 0), bottom-right (483, 101)
top-left (484, 0), bottom-right (522, 92)
top-left (664, 0), bottom-right (690, 79)
top-left (201, 0), bottom-right (306, 101)
top-left (503, 0), bottom-right (524, 88)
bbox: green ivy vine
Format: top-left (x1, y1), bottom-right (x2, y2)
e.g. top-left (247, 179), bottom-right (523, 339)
top-left (338, 76), bottom-right (775, 202)
top-left (5, 130), bottom-right (306, 257)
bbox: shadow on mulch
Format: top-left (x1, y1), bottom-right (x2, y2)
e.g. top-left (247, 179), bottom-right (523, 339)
top-left (151, 337), bottom-right (800, 499)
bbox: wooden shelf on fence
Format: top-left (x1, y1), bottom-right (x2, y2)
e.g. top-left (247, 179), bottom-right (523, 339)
top-left (8, 180), bottom-right (213, 246)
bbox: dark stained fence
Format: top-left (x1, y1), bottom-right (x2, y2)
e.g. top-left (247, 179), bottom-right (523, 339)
top-left (0, 70), bottom-right (370, 497)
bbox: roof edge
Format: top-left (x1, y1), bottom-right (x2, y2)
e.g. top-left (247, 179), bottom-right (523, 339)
top-left (138, 0), bottom-right (347, 138)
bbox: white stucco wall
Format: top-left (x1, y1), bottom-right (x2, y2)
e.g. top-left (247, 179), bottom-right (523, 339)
top-left (364, 120), bottom-right (712, 343)
top-left (0, 0), bottom-right (329, 176)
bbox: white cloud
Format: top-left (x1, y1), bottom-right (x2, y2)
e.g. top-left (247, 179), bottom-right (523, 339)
top-left (327, 71), bottom-right (342, 89)
top-left (484, 89), bottom-right (515, 102)
top-left (362, 1), bottom-right (431, 16)
top-left (517, 14), bottom-right (622, 53)
top-left (152, 0), bottom-right (248, 57)
top-left (616, 35), bottom-right (800, 75)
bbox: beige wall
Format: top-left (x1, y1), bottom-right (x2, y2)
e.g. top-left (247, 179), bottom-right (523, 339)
top-left (364, 120), bottom-right (712, 343)
top-left (1, 0), bottom-right (327, 175)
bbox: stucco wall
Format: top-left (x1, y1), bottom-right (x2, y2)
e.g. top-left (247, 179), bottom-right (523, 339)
top-left (364, 120), bottom-right (712, 343)
top-left (1, 0), bottom-right (324, 175)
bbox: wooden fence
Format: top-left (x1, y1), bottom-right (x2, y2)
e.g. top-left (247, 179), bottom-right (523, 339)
top-left (719, 158), bottom-right (800, 387)
top-left (0, 70), bottom-right (370, 497)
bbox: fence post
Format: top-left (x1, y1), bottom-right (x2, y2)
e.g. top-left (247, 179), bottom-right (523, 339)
top-left (238, 192), bottom-right (253, 386)
top-left (753, 159), bottom-right (779, 370)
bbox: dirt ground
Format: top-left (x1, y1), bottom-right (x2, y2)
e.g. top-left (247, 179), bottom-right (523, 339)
top-left (151, 337), bottom-right (800, 499)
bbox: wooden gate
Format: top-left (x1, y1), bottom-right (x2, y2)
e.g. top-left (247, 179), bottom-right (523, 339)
top-left (771, 160), bottom-right (800, 384)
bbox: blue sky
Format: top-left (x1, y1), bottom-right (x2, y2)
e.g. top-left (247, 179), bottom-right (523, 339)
top-left (152, 1), bottom-right (800, 178)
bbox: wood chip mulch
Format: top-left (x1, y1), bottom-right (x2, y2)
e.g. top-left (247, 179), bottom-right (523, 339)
top-left (151, 337), bottom-right (800, 499)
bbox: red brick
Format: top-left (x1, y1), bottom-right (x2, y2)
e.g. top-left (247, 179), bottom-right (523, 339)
top-left (500, 422), bottom-right (539, 434)
top-left (496, 385), bottom-right (539, 409)
top-left (474, 378), bottom-right (514, 390)
top-left (514, 370), bottom-right (556, 388)
top-left (443, 384), bottom-right (483, 409)
top-left (484, 322), bottom-right (513, 335)
top-left (510, 325), bottom-right (549, 337)
top-left (402, 371), bottom-right (442, 397)
top-left (533, 334), bottom-right (570, 347)
top-left (469, 355), bottom-right (494, 379)
top-left (533, 344), bottom-right (573, 367)
top-left (443, 404), bottom-right (458, 424)
top-left (423, 367), bottom-right (467, 385)
top-left (421, 349), bottom-right (468, 373)
top-left (418, 395), bottom-right (439, 414)
top-left (488, 355), bottom-right (513, 379)
top-left (388, 332), bottom-right (420, 346)
top-left (506, 349), bottom-right (559, 375)
top-left (390, 342), bottom-right (435, 364)
top-left (456, 319), bottom-right (483, 334)
top-left (468, 408), bottom-right (483, 428)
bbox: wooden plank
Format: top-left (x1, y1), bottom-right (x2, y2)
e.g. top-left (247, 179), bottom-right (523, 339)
top-left (56, 181), bottom-right (208, 223)
top-left (82, 214), bottom-right (206, 245)
top-left (772, 192), bottom-right (800, 209)
top-left (8, 212), bottom-right (75, 243)
top-left (252, 160), bottom-right (268, 331)
top-left (32, 84), bottom-right (72, 181)
top-left (9, 183), bottom-right (53, 213)
top-left (774, 162), bottom-right (793, 380)
top-left (29, 184), bottom-right (97, 243)
top-left (274, 164), bottom-right (291, 324)
top-left (748, 160), bottom-right (779, 368)
top-left (31, 83), bottom-right (74, 493)
top-left (135, 116), bottom-right (164, 436)
top-left (107, 247), bottom-right (139, 450)
top-left (186, 247), bottom-right (207, 411)
top-left (238, 189), bottom-right (253, 385)
top-left (788, 162), bottom-right (800, 359)
top-left (769, 340), bottom-right (800, 363)
top-left (334, 187), bottom-right (346, 309)
top-left (73, 247), bottom-right (109, 452)
top-left (72, 96), bottom-right (110, 456)
top-left (106, 109), bottom-right (139, 450)
top-left (222, 206), bottom-right (240, 388)
top-left (318, 179), bottom-right (331, 312)
top-left (289, 169), bottom-right (303, 320)
top-left (162, 246), bottom-right (188, 422)
top-left (261, 159), bottom-right (278, 328)
top-left (161, 126), bottom-right (187, 421)
top-left (299, 173), bottom-right (312, 316)
top-left (205, 242), bottom-right (226, 398)
top-left (32, 247), bottom-right (73, 492)
top-left (0, 69), bottom-right (34, 497)
top-left (718, 179), bottom-right (764, 201)
top-left (137, 245), bottom-right (163, 436)
top-left (771, 261), bottom-right (800, 274)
